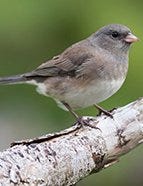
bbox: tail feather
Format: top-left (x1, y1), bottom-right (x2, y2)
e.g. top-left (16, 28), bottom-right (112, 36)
top-left (0, 74), bottom-right (27, 84)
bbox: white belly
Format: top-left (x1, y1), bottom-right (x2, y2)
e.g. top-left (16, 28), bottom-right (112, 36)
top-left (33, 77), bottom-right (125, 110)
top-left (56, 78), bottom-right (125, 110)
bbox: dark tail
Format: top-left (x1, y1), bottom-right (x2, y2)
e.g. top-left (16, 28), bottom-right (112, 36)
top-left (0, 74), bottom-right (27, 85)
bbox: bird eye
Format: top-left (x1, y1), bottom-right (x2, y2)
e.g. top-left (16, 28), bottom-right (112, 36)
top-left (111, 31), bottom-right (119, 38)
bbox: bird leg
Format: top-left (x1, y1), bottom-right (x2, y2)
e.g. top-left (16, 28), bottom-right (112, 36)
top-left (61, 102), bottom-right (79, 120)
top-left (94, 104), bottom-right (113, 118)
top-left (62, 102), bottom-right (99, 129)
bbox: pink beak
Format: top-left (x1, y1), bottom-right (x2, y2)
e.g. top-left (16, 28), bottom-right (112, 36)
top-left (124, 33), bottom-right (139, 43)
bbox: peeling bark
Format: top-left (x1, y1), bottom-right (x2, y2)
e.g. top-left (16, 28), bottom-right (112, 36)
top-left (0, 98), bottom-right (143, 185)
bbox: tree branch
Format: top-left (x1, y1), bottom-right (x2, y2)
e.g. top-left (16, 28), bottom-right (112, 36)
top-left (0, 98), bottom-right (143, 185)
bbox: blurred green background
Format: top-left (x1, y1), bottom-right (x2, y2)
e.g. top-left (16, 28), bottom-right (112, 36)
top-left (0, 0), bottom-right (142, 185)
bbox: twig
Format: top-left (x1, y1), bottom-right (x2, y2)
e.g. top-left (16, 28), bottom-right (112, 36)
top-left (0, 98), bottom-right (143, 185)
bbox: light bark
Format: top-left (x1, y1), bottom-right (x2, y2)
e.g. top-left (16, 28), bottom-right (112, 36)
top-left (0, 98), bottom-right (143, 186)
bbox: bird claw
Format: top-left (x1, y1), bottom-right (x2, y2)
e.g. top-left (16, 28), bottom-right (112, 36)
top-left (74, 117), bottom-right (101, 130)
top-left (94, 104), bottom-right (114, 118)
top-left (99, 110), bottom-right (114, 118)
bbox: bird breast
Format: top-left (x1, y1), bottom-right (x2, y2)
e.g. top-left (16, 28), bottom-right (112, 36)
top-left (56, 78), bottom-right (126, 110)
top-left (36, 75), bottom-right (126, 111)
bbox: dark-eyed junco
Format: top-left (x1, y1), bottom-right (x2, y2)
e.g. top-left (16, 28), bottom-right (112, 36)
top-left (0, 24), bottom-right (138, 124)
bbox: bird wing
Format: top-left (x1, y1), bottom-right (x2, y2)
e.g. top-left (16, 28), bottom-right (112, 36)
top-left (24, 42), bottom-right (95, 80)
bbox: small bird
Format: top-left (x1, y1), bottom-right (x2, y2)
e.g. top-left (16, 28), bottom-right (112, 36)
top-left (0, 24), bottom-right (138, 125)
